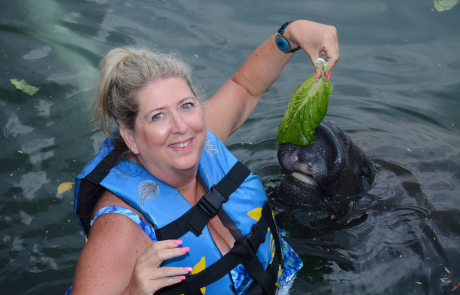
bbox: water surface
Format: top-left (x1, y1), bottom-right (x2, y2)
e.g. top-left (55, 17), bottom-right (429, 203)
top-left (1, 0), bottom-right (459, 294)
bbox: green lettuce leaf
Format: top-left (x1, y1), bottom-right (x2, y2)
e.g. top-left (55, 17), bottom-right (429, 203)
top-left (433, 0), bottom-right (459, 12)
top-left (276, 58), bottom-right (333, 146)
top-left (10, 79), bottom-right (39, 96)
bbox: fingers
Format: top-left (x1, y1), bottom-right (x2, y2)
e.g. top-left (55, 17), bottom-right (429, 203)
top-left (137, 240), bottom-right (188, 267)
top-left (287, 20), bottom-right (339, 79)
top-left (315, 68), bottom-right (322, 82)
top-left (127, 240), bottom-right (192, 295)
top-left (129, 266), bottom-right (191, 295)
top-left (153, 275), bottom-right (186, 290)
top-left (314, 34), bottom-right (339, 78)
top-left (149, 266), bottom-right (192, 280)
top-left (324, 28), bottom-right (340, 75)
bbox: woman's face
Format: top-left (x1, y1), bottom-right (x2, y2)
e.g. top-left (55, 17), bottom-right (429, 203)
top-left (122, 77), bottom-right (207, 184)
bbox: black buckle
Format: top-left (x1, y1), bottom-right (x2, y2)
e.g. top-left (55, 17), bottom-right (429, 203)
top-left (234, 236), bottom-right (256, 259)
top-left (198, 186), bottom-right (228, 216)
top-left (233, 222), bottom-right (267, 259)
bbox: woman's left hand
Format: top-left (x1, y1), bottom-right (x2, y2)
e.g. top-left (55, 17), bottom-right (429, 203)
top-left (283, 20), bottom-right (340, 80)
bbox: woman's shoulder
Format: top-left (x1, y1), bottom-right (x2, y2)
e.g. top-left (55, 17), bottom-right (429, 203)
top-left (88, 189), bottom-right (155, 246)
top-left (72, 190), bottom-right (153, 294)
top-left (91, 189), bottom-right (150, 224)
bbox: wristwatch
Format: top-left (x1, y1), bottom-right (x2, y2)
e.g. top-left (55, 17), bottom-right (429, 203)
top-left (276, 21), bottom-right (301, 53)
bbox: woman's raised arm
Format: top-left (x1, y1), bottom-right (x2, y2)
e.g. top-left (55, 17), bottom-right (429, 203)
top-left (204, 20), bottom-right (339, 142)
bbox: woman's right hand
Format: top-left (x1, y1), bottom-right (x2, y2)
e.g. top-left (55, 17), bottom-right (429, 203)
top-left (124, 240), bottom-right (191, 295)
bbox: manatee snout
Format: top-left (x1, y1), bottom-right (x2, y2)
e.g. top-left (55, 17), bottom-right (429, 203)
top-left (277, 121), bottom-right (376, 207)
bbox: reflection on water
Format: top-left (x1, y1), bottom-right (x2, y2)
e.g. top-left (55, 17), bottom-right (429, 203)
top-left (1, 0), bottom-right (459, 294)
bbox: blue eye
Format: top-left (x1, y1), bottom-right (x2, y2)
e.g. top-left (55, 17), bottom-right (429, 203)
top-left (182, 102), bottom-right (193, 110)
top-left (152, 113), bottom-right (163, 121)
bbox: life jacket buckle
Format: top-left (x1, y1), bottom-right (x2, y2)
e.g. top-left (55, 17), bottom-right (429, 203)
top-left (234, 236), bottom-right (256, 259)
top-left (198, 185), bottom-right (228, 217)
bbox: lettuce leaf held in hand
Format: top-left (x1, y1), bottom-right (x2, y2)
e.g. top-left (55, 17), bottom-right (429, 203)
top-left (277, 58), bottom-right (333, 146)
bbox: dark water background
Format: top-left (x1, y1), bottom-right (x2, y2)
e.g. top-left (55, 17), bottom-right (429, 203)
top-left (1, 0), bottom-right (459, 294)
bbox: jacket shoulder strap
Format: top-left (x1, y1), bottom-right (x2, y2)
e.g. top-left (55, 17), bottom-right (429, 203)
top-left (155, 161), bottom-right (251, 239)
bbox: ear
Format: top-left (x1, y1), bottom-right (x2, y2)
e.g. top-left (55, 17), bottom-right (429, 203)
top-left (119, 127), bottom-right (138, 154)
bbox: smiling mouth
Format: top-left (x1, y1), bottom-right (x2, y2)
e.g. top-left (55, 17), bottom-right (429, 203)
top-left (169, 139), bottom-right (192, 148)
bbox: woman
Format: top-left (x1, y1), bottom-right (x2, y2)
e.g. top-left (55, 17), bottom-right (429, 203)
top-left (69, 20), bottom-right (339, 295)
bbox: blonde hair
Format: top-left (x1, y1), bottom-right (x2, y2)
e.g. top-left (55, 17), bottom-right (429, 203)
top-left (90, 47), bottom-right (202, 156)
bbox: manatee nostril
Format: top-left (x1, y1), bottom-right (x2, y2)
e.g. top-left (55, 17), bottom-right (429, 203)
top-left (294, 162), bottom-right (314, 176)
top-left (278, 143), bottom-right (301, 172)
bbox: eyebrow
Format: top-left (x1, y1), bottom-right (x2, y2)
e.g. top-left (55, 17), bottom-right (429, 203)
top-left (143, 96), bottom-right (196, 120)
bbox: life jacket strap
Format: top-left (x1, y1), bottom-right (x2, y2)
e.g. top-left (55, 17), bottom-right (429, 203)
top-left (156, 202), bottom-right (282, 295)
top-left (156, 161), bottom-right (251, 239)
top-left (85, 149), bottom-right (119, 185)
top-left (76, 149), bottom-right (120, 236)
top-left (76, 149), bottom-right (250, 238)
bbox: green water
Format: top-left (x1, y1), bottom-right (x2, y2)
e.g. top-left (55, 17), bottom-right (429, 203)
top-left (1, 0), bottom-right (459, 294)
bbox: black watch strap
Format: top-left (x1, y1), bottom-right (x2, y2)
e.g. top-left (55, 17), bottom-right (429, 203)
top-left (276, 21), bottom-right (301, 53)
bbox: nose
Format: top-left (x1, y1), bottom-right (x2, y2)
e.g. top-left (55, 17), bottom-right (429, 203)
top-left (170, 112), bottom-right (188, 134)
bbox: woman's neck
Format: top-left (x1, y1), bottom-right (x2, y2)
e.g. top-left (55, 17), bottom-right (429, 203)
top-left (176, 174), bottom-right (204, 205)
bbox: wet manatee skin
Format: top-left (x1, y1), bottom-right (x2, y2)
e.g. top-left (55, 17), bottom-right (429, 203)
top-left (277, 121), bottom-right (376, 207)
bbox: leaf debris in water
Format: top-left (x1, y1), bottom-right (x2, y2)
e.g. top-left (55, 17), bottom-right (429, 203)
top-left (277, 58), bottom-right (333, 146)
top-left (416, 282), bottom-right (422, 285)
top-left (10, 79), bottom-right (39, 96)
top-left (433, 0), bottom-right (460, 12)
top-left (57, 182), bottom-right (73, 194)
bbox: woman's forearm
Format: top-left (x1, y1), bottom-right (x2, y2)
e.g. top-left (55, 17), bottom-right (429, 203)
top-left (204, 20), bottom-right (339, 142)
top-left (232, 20), bottom-right (339, 101)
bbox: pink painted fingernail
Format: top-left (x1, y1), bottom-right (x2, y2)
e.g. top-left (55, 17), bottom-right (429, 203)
top-left (184, 267), bottom-right (193, 272)
top-left (178, 276), bottom-right (186, 280)
top-left (180, 247), bottom-right (190, 253)
top-left (315, 73), bottom-right (319, 82)
top-left (326, 73), bottom-right (331, 82)
top-left (173, 240), bottom-right (182, 245)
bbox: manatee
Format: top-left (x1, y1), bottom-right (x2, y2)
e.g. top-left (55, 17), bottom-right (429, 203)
top-left (277, 121), bottom-right (376, 207)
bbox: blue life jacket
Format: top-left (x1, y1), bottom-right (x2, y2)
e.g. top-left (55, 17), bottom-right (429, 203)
top-left (74, 130), bottom-right (285, 295)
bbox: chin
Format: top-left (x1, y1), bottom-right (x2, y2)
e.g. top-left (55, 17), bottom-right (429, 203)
top-left (173, 155), bottom-right (201, 172)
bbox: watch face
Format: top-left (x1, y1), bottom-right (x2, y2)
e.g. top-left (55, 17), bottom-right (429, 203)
top-left (276, 35), bottom-right (290, 52)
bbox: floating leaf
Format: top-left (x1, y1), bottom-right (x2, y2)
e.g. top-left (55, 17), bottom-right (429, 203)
top-left (416, 282), bottom-right (422, 285)
top-left (433, 0), bottom-right (460, 11)
top-left (453, 283), bottom-right (460, 291)
top-left (10, 79), bottom-right (39, 96)
top-left (57, 182), bottom-right (73, 194)
top-left (18, 150), bottom-right (23, 153)
top-left (277, 58), bottom-right (333, 146)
